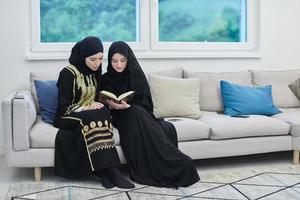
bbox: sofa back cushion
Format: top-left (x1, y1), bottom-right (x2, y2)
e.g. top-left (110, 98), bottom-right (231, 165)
top-left (30, 72), bottom-right (59, 113)
top-left (147, 67), bottom-right (183, 78)
top-left (250, 69), bottom-right (300, 108)
top-left (184, 70), bottom-right (252, 112)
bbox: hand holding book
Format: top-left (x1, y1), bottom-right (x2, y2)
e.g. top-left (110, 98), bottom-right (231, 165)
top-left (99, 90), bottom-right (135, 104)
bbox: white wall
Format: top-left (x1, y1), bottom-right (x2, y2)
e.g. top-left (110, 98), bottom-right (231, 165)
top-left (1, 0), bottom-right (300, 154)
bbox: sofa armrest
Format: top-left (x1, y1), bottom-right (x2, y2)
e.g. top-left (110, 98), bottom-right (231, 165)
top-left (2, 92), bottom-right (15, 153)
top-left (7, 91), bottom-right (37, 151)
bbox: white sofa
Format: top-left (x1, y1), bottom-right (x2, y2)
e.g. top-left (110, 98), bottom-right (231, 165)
top-left (2, 68), bottom-right (300, 182)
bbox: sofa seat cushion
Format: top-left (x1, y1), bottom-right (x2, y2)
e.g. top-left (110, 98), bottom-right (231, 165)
top-left (30, 117), bottom-right (121, 148)
top-left (200, 111), bottom-right (290, 140)
top-left (30, 117), bottom-right (58, 148)
top-left (272, 108), bottom-right (300, 137)
top-left (166, 117), bottom-right (211, 141)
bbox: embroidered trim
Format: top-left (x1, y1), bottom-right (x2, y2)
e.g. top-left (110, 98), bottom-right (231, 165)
top-left (86, 132), bottom-right (112, 142)
top-left (88, 139), bottom-right (115, 154)
top-left (83, 126), bottom-right (111, 137)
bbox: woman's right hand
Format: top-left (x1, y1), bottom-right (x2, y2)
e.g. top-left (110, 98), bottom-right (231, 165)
top-left (82, 102), bottom-right (104, 111)
top-left (107, 100), bottom-right (130, 110)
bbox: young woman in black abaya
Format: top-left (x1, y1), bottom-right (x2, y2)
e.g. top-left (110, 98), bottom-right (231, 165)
top-left (101, 41), bottom-right (200, 188)
top-left (53, 37), bottom-right (134, 189)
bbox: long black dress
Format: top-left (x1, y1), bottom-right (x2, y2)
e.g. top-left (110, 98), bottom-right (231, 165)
top-left (53, 38), bottom-right (121, 179)
top-left (101, 41), bottom-right (200, 187)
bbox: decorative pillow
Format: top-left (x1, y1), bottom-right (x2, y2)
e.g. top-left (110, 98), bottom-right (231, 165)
top-left (220, 80), bottom-right (281, 116)
top-left (289, 78), bottom-right (300, 101)
top-left (34, 80), bottom-right (58, 124)
top-left (148, 75), bottom-right (201, 119)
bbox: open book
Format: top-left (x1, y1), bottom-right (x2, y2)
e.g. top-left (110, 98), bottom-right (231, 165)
top-left (99, 90), bottom-right (135, 104)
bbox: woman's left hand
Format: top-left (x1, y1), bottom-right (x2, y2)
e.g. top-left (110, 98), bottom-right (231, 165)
top-left (107, 100), bottom-right (130, 110)
top-left (82, 102), bottom-right (104, 111)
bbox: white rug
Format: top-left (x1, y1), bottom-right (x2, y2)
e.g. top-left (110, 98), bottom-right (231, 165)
top-left (6, 165), bottom-right (300, 200)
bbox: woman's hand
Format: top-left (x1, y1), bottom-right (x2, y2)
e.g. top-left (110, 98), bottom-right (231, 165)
top-left (82, 102), bottom-right (104, 111)
top-left (107, 100), bottom-right (130, 110)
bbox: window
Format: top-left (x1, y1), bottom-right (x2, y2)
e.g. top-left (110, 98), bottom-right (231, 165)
top-left (158, 0), bottom-right (246, 42)
top-left (28, 0), bottom-right (259, 60)
top-left (40, 0), bottom-right (139, 43)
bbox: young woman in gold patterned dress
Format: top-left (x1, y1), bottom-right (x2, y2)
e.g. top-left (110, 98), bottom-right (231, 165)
top-left (53, 36), bottom-right (134, 189)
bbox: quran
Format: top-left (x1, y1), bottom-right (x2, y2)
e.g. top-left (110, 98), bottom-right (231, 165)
top-left (99, 90), bottom-right (135, 104)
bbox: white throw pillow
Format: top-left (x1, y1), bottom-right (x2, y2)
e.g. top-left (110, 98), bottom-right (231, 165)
top-left (148, 75), bottom-right (201, 119)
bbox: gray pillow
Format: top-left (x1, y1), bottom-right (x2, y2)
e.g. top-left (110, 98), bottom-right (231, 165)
top-left (148, 75), bottom-right (201, 119)
top-left (289, 78), bottom-right (300, 100)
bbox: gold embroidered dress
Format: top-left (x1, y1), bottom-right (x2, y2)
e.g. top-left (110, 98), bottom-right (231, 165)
top-left (53, 65), bottom-right (120, 178)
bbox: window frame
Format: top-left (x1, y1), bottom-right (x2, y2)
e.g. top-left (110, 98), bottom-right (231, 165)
top-left (27, 0), bottom-right (260, 60)
top-left (150, 0), bottom-right (259, 58)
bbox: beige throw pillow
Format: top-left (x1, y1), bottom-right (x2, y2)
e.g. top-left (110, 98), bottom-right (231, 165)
top-left (148, 75), bottom-right (201, 119)
top-left (289, 77), bottom-right (300, 101)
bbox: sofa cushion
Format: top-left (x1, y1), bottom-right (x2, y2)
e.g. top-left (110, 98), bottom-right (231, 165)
top-left (34, 80), bottom-right (58, 124)
top-left (200, 111), bottom-right (290, 140)
top-left (30, 117), bottom-right (58, 148)
top-left (184, 70), bottom-right (252, 112)
top-left (250, 69), bottom-right (300, 108)
top-left (220, 80), bottom-right (280, 116)
top-left (30, 116), bottom-right (211, 148)
top-left (148, 67), bottom-right (183, 78)
top-left (272, 108), bottom-right (300, 137)
top-left (30, 72), bottom-right (59, 113)
top-left (30, 117), bottom-right (121, 148)
top-left (166, 117), bottom-right (210, 141)
top-left (149, 75), bottom-right (201, 119)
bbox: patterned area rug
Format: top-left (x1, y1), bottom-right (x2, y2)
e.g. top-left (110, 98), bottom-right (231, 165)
top-left (6, 165), bottom-right (300, 200)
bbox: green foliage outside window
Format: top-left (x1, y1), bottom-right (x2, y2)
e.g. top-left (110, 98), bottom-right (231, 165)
top-left (159, 0), bottom-right (244, 42)
top-left (40, 0), bottom-right (137, 43)
top-left (40, 0), bottom-right (245, 43)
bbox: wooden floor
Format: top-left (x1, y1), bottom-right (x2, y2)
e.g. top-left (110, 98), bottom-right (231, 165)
top-left (0, 151), bottom-right (295, 199)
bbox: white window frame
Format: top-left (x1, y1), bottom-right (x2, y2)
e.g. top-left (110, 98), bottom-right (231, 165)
top-left (27, 0), bottom-right (260, 60)
top-left (28, 0), bottom-right (149, 60)
top-left (149, 0), bottom-right (260, 58)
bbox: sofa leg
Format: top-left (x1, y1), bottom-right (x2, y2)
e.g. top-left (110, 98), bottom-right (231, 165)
top-left (293, 150), bottom-right (299, 164)
top-left (34, 167), bottom-right (42, 182)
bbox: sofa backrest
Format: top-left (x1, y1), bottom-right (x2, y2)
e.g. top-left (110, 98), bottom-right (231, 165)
top-left (183, 70), bottom-right (252, 112)
top-left (30, 72), bottom-right (59, 113)
top-left (147, 67), bottom-right (183, 78)
top-left (250, 69), bottom-right (300, 108)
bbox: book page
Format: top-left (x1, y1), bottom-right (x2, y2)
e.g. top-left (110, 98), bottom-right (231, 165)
top-left (118, 91), bottom-right (135, 101)
top-left (100, 90), bottom-right (118, 100)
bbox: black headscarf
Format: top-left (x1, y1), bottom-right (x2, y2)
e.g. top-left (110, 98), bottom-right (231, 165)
top-left (69, 36), bottom-right (103, 75)
top-left (101, 41), bottom-right (153, 112)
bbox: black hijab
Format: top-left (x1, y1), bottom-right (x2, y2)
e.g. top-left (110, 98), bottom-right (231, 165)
top-left (102, 41), bottom-right (153, 112)
top-left (69, 36), bottom-right (103, 76)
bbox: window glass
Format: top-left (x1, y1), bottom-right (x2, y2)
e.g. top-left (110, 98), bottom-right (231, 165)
top-left (40, 0), bottom-right (139, 43)
top-left (158, 0), bottom-right (246, 42)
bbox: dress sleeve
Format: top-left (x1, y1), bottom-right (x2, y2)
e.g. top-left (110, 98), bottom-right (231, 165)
top-left (56, 68), bottom-right (80, 117)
